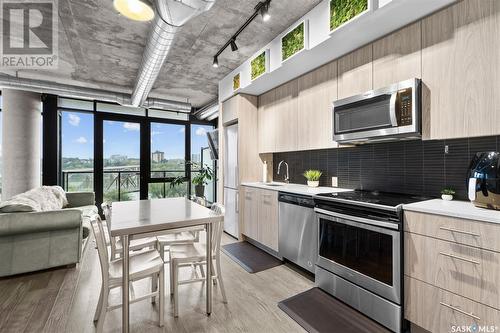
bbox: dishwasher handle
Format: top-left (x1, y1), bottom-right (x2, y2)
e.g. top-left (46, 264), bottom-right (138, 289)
top-left (278, 193), bottom-right (315, 208)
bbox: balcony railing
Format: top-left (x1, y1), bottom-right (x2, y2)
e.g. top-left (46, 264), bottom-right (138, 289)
top-left (62, 169), bottom-right (195, 202)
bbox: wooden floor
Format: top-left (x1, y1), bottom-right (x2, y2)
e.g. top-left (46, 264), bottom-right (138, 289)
top-left (0, 233), bottom-right (314, 333)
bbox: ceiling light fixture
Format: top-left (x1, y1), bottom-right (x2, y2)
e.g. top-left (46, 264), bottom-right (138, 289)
top-left (212, 0), bottom-right (271, 68)
top-left (230, 39), bottom-right (238, 52)
top-left (113, 0), bottom-right (155, 22)
top-left (260, 0), bottom-right (271, 22)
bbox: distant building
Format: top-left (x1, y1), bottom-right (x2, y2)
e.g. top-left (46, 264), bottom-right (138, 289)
top-left (191, 153), bottom-right (201, 163)
top-left (152, 150), bottom-right (165, 163)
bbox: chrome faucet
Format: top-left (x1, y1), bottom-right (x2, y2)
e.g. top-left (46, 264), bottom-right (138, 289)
top-left (277, 160), bottom-right (289, 184)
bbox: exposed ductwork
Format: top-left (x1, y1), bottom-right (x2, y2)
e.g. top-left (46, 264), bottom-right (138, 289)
top-left (193, 99), bottom-right (218, 120)
top-left (130, 0), bottom-right (216, 107)
top-left (0, 74), bottom-right (192, 113)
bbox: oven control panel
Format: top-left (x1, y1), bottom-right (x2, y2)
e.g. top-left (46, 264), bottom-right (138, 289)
top-left (396, 88), bottom-right (413, 126)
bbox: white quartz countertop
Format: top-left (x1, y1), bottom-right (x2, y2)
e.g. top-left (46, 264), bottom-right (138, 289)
top-left (240, 182), bottom-right (353, 196)
top-left (403, 199), bottom-right (500, 225)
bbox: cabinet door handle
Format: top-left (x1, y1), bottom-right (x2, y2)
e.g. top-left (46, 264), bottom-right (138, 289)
top-left (439, 252), bottom-right (480, 265)
top-left (439, 302), bottom-right (481, 321)
top-left (439, 226), bottom-right (480, 237)
top-left (236, 192), bottom-right (239, 214)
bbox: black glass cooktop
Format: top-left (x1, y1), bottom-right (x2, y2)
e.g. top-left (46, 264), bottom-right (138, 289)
top-left (315, 190), bottom-right (434, 208)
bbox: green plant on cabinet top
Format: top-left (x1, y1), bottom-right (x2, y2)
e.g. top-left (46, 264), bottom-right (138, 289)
top-left (251, 51), bottom-right (266, 80)
top-left (282, 22), bottom-right (305, 61)
top-left (233, 73), bottom-right (240, 91)
top-left (330, 0), bottom-right (368, 31)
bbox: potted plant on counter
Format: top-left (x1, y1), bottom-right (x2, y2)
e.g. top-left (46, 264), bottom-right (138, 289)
top-left (441, 188), bottom-right (456, 201)
top-left (304, 170), bottom-right (322, 187)
top-left (171, 162), bottom-right (215, 198)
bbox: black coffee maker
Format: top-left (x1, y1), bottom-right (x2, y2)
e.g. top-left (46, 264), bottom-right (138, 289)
top-left (467, 152), bottom-right (500, 210)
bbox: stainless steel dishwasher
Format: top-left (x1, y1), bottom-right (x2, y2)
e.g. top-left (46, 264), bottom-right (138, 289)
top-left (278, 192), bottom-right (317, 273)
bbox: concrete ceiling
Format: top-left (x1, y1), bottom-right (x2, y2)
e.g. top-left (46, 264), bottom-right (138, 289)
top-left (0, 0), bottom-right (322, 107)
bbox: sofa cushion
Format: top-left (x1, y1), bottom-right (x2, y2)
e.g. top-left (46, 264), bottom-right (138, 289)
top-left (70, 205), bottom-right (98, 218)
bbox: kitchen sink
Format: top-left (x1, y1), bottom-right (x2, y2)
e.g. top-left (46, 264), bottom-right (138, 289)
top-left (262, 182), bottom-right (284, 187)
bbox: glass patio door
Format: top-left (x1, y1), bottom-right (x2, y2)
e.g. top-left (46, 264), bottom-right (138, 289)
top-left (95, 114), bottom-right (147, 206)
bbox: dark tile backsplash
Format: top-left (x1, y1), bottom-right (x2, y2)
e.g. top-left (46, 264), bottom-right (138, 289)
top-left (273, 136), bottom-right (500, 200)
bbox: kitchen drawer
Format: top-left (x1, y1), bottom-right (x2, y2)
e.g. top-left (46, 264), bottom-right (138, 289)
top-left (404, 211), bottom-right (500, 253)
top-left (405, 276), bottom-right (500, 333)
top-left (405, 232), bottom-right (500, 310)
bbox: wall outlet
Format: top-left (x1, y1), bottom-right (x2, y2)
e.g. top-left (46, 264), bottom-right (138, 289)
top-left (331, 177), bottom-right (338, 187)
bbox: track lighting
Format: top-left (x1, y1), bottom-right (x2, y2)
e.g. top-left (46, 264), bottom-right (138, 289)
top-left (260, 0), bottom-right (271, 22)
top-left (212, 0), bottom-right (272, 68)
top-left (230, 39), bottom-right (238, 52)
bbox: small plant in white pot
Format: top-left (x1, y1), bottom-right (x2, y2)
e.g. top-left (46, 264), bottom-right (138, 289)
top-left (441, 188), bottom-right (456, 201)
top-left (304, 170), bottom-right (322, 187)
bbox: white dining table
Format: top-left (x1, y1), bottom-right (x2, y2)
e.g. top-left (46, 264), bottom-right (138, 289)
top-left (109, 197), bottom-right (222, 333)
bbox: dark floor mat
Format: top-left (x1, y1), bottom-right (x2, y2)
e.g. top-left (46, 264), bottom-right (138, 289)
top-left (278, 288), bottom-right (391, 333)
top-left (222, 241), bottom-right (282, 273)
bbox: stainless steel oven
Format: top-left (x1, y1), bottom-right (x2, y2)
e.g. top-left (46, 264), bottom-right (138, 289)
top-left (333, 78), bottom-right (421, 144)
top-left (313, 192), bottom-right (407, 332)
top-left (315, 208), bottom-right (401, 304)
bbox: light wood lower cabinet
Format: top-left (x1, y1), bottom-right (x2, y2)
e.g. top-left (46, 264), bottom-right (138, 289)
top-left (405, 232), bottom-right (500, 310)
top-left (405, 276), bottom-right (500, 333)
top-left (404, 211), bottom-right (500, 331)
top-left (257, 190), bottom-right (279, 251)
top-left (240, 186), bottom-right (279, 252)
top-left (241, 187), bottom-right (258, 240)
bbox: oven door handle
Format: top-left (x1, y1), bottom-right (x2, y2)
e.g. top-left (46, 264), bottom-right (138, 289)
top-left (314, 208), bottom-right (400, 231)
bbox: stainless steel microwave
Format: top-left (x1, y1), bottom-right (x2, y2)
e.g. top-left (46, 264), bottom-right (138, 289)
top-left (333, 78), bottom-right (421, 144)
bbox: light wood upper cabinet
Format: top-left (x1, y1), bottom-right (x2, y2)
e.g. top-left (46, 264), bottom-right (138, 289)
top-left (338, 44), bottom-right (373, 99)
top-left (297, 61), bottom-right (338, 150)
top-left (258, 89), bottom-right (277, 153)
top-left (422, 0), bottom-right (500, 140)
top-left (257, 189), bottom-right (279, 252)
top-left (373, 22), bottom-right (422, 89)
top-left (274, 79), bottom-right (299, 152)
top-left (237, 95), bottom-right (260, 183)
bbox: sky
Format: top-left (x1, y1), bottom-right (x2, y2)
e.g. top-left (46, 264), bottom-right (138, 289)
top-left (61, 111), bottom-right (214, 160)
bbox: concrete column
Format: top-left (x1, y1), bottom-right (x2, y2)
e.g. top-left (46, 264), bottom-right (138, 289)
top-left (2, 89), bottom-right (42, 199)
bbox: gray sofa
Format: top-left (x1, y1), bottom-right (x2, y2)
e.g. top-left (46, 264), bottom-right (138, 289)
top-left (0, 191), bottom-right (97, 277)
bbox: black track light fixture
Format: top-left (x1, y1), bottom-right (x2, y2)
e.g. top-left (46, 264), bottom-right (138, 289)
top-left (259, 0), bottom-right (271, 22)
top-left (230, 39), bottom-right (238, 52)
top-left (212, 0), bottom-right (271, 68)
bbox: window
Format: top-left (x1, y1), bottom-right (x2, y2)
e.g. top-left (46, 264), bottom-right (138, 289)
top-left (61, 111), bottom-right (94, 192)
top-left (191, 124), bottom-right (216, 202)
top-left (56, 98), bottom-right (216, 204)
top-left (103, 120), bottom-right (141, 202)
top-left (149, 122), bottom-right (188, 199)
